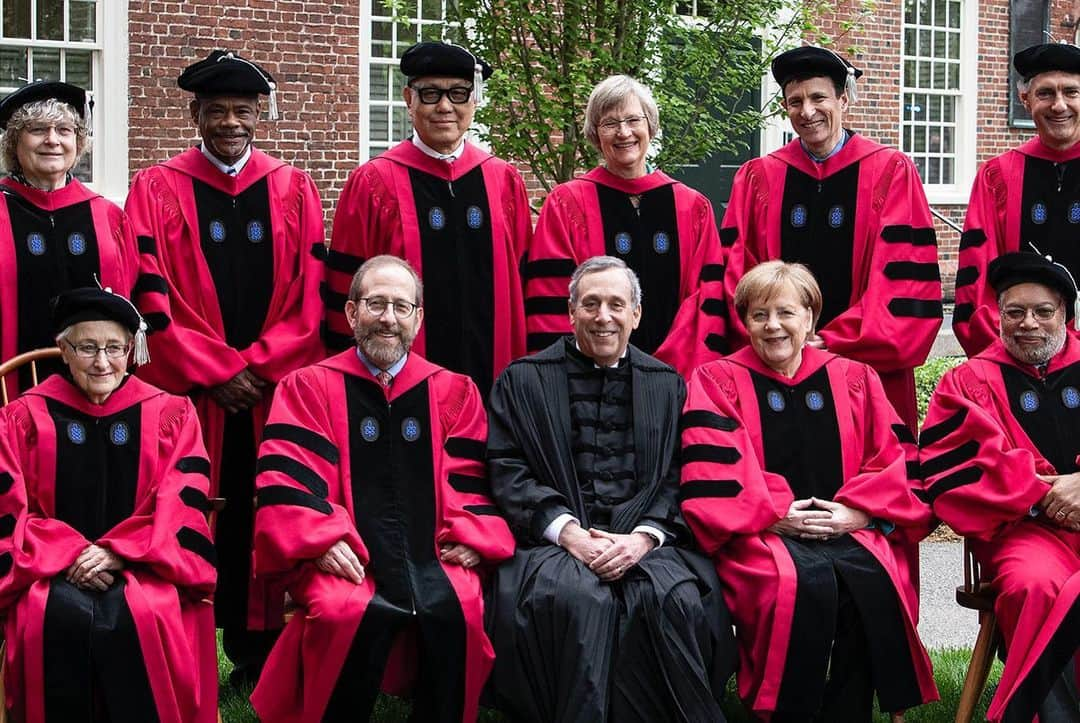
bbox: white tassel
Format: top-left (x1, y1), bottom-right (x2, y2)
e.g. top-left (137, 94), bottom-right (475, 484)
top-left (845, 67), bottom-right (857, 103)
top-left (1074, 299), bottom-right (1080, 331)
top-left (84, 91), bottom-right (94, 137)
top-left (133, 320), bottom-right (150, 366)
top-left (268, 82), bottom-right (279, 120)
top-left (472, 64), bottom-right (484, 105)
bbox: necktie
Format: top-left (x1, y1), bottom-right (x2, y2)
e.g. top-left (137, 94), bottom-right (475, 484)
top-left (226, 167), bottom-right (237, 175)
top-left (377, 370), bottom-right (393, 388)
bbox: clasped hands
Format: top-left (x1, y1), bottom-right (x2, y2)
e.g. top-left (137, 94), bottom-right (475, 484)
top-left (1038, 472), bottom-right (1080, 531)
top-left (769, 498), bottom-right (871, 541)
top-left (65, 544), bottom-right (124, 591)
top-left (315, 539), bottom-right (483, 584)
top-left (210, 369), bottom-right (267, 414)
top-left (559, 522), bottom-right (656, 582)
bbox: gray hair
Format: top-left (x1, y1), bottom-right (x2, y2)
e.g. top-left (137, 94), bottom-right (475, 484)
top-left (349, 254), bottom-right (424, 306)
top-left (583, 75), bottom-right (660, 149)
top-left (55, 324), bottom-right (132, 345)
top-left (1, 98), bottom-right (89, 174)
top-left (569, 255), bottom-right (642, 309)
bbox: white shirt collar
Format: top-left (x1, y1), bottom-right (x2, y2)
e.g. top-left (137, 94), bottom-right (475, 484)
top-left (356, 348), bottom-right (409, 379)
top-left (411, 132), bottom-right (465, 162)
top-left (200, 143), bottom-right (252, 176)
top-left (574, 340), bottom-right (628, 368)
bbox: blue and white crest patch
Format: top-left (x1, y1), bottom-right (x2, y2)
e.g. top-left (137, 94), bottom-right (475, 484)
top-left (360, 417), bottom-right (380, 442)
top-left (790, 204), bottom-right (808, 228)
top-left (27, 232), bottom-right (46, 256)
top-left (1019, 390), bottom-right (1040, 413)
top-left (429, 207), bottom-right (446, 231)
top-left (67, 422), bottom-right (87, 445)
top-left (767, 390), bottom-right (785, 412)
top-left (653, 231), bottom-right (671, 254)
top-left (401, 417), bottom-right (421, 442)
top-left (827, 205), bottom-right (844, 228)
top-left (109, 422), bottom-right (129, 445)
top-left (209, 220), bottom-right (226, 243)
top-left (805, 390), bottom-right (825, 411)
top-left (1031, 203), bottom-right (1048, 225)
top-left (614, 232), bottom-right (632, 255)
top-left (466, 205), bottom-right (484, 229)
top-left (246, 220), bottom-right (264, 243)
top-left (67, 232), bottom-right (87, 255)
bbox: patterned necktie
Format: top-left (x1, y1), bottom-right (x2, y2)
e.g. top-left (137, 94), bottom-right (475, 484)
top-left (377, 370), bottom-right (393, 388)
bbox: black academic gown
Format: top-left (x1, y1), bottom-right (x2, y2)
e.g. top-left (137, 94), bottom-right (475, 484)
top-left (485, 339), bottom-right (735, 723)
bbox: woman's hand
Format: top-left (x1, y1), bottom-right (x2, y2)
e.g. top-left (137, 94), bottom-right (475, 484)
top-left (66, 544), bottom-right (124, 590)
top-left (811, 497), bottom-right (872, 537)
top-left (768, 498), bottom-right (833, 540)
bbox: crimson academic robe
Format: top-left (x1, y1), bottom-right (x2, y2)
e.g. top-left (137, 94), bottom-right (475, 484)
top-left (523, 167), bottom-right (726, 378)
top-left (681, 347), bottom-right (937, 718)
top-left (919, 336), bottom-right (1080, 722)
top-left (325, 140), bottom-right (531, 395)
top-left (250, 350), bottom-right (515, 723)
top-left (0, 375), bottom-right (218, 723)
top-left (125, 146), bottom-right (325, 629)
top-left (721, 133), bottom-right (942, 431)
top-left (953, 138), bottom-right (1080, 357)
top-left (0, 177), bottom-right (138, 397)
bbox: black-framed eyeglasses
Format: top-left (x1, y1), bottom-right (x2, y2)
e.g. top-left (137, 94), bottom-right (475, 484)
top-left (1000, 304), bottom-right (1061, 322)
top-left (65, 340), bottom-right (132, 359)
top-left (355, 297), bottom-right (420, 319)
top-left (410, 84), bottom-right (473, 105)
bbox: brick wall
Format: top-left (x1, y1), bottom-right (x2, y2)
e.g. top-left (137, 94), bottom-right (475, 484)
top-left (127, 1), bottom-right (362, 229)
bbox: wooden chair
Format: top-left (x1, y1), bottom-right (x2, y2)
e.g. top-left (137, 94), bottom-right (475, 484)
top-left (955, 538), bottom-right (1001, 723)
top-left (0, 347), bottom-right (61, 406)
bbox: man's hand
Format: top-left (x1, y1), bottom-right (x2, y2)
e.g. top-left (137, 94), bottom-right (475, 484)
top-left (805, 333), bottom-right (828, 350)
top-left (209, 369), bottom-right (267, 414)
top-left (1038, 472), bottom-right (1080, 530)
top-left (315, 540), bottom-right (365, 584)
top-left (558, 521), bottom-right (613, 568)
top-left (66, 544), bottom-right (124, 591)
top-left (440, 543), bottom-right (482, 568)
top-left (586, 529), bottom-right (655, 582)
top-left (768, 498), bottom-right (833, 540)
top-left (812, 497), bottom-right (872, 537)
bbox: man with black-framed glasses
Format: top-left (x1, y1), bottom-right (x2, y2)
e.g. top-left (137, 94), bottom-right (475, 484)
top-left (325, 41), bottom-right (532, 397)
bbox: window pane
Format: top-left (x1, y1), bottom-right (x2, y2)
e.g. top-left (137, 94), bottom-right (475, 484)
top-left (31, 48), bottom-right (61, 81)
top-left (3, 1), bottom-right (30, 38)
top-left (372, 21), bottom-right (392, 58)
top-left (393, 67), bottom-right (408, 90)
top-left (929, 94), bottom-right (941, 121)
top-left (65, 50), bottom-right (92, 89)
top-left (928, 157), bottom-right (940, 184)
top-left (905, 0), bottom-right (917, 23)
top-left (399, 0), bottom-right (418, 16)
top-left (943, 96), bottom-right (955, 122)
top-left (422, 0), bottom-right (442, 21)
top-left (69, 0), bottom-right (97, 42)
top-left (928, 128), bottom-right (941, 152)
top-left (904, 59), bottom-right (915, 86)
top-left (37, 0), bottom-right (64, 41)
top-left (933, 62), bottom-right (946, 90)
top-left (914, 128), bottom-right (926, 152)
top-left (369, 64), bottom-right (389, 101)
top-left (948, 63), bottom-right (959, 89)
top-left (373, 0), bottom-right (392, 16)
top-left (0, 47), bottom-right (27, 87)
top-left (914, 157), bottom-right (926, 179)
top-left (948, 0), bottom-right (961, 28)
top-left (933, 30), bottom-right (946, 56)
top-left (918, 29), bottom-right (930, 56)
top-left (421, 23), bottom-right (442, 42)
top-left (919, 0), bottom-right (931, 23)
top-left (370, 106), bottom-right (389, 142)
top-left (943, 158), bottom-right (954, 184)
top-left (948, 33), bottom-right (960, 60)
top-left (918, 60), bottom-right (930, 87)
top-left (903, 124), bottom-right (913, 152)
top-left (393, 105), bottom-right (411, 140)
top-left (904, 28), bottom-right (916, 53)
top-left (942, 126), bottom-right (954, 153)
top-left (933, 0), bottom-right (946, 24)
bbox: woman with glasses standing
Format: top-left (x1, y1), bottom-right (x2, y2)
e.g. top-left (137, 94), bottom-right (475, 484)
top-left (0, 81), bottom-right (138, 395)
top-left (0, 287), bottom-right (218, 723)
top-left (522, 75), bottom-right (727, 378)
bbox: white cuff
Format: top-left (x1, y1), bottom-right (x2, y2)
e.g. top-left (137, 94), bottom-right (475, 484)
top-left (544, 514), bottom-right (579, 545)
top-left (632, 525), bottom-right (666, 547)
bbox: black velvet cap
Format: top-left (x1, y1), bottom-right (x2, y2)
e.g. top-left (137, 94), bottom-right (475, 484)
top-left (988, 252), bottom-right (1078, 320)
top-left (771, 46), bottom-right (863, 90)
top-left (51, 287), bottom-right (143, 336)
top-left (0, 81), bottom-right (86, 128)
top-left (178, 50), bottom-right (275, 96)
top-left (1013, 43), bottom-right (1080, 82)
top-left (400, 42), bottom-right (492, 81)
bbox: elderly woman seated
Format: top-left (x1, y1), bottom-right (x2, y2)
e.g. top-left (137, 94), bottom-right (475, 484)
top-left (0, 287), bottom-right (217, 723)
top-left (679, 260), bottom-right (938, 722)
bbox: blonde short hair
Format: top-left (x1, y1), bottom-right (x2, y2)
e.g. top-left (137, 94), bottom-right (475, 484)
top-left (1, 98), bottom-right (89, 174)
top-left (583, 75), bottom-right (659, 149)
top-left (734, 260), bottom-right (822, 329)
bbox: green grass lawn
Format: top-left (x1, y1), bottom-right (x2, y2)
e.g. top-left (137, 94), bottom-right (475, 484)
top-left (217, 638), bottom-right (1002, 722)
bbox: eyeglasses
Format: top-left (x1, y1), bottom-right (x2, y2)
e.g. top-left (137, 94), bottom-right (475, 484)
top-left (26, 123), bottom-right (76, 139)
top-left (597, 115), bottom-right (647, 135)
top-left (410, 85), bottom-right (473, 105)
top-left (65, 340), bottom-right (131, 359)
top-left (355, 297), bottom-right (420, 319)
top-left (1000, 304), bottom-right (1061, 322)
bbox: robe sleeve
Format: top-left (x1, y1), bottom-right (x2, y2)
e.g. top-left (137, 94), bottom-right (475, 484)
top-left (252, 368), bottom-right (367, 576)
top-left (108, 202), bottom-right (142, 299)
top-left (679, 363), bottom-right (794, 556)
top-left (487, 366), bottom-right (577, 545)
top-left (521, 186), bottom-right (581, 353)
top-left (952, 160), bottom-right (1007, 358)
top-left (0, 403), bottom-right (89, 609)
top-left (436, 373), bottom-right (515, 563)
top-left (816, 153), bottom-right (942, 372)
top-left (97, 397), bottom-right (217, 596)
top-left (918, 363), bottom-right (1051, 540)
top-left (636, 379), bottom-right (690, 542)
top-left (125, 169), bottom-right (248, 391)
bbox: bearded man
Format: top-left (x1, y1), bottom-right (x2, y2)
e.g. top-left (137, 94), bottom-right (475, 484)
top-left (249, 255), bottom-right (515, 723)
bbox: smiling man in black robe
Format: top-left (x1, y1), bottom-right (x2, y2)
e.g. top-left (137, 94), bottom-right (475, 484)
top-left (485, 255), bottom-right (734, 723)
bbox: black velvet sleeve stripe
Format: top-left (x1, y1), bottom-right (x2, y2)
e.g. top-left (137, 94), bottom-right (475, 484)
top-left (177, 456), bottom-right (211, 477)
top-left (0, 552), bottom-right (11, 577)
top-left (445, 436), bottom-right (486, 462)
top-left (133, 273), bottom-right (169, 296)
top-left (906, 460), bottom-right (922, 480)
top-left (883, 261), bottom-right (941, 282)
top-left (952, 303), bottom-right (974, 324)
top-left (919, 440), bottom-right (980, 478)
top-left (881, 225), bottom-right (937, 246)
top-left (681, 410), bottom-right (739, 432)
top-left (449, 473), bottom-right (490, 495)
top-left (680, 479), bottom-right (743, 499)
top-left (887, 298), bottom-right (943, 319)
top-left (321, 323), bottom-right (354, 351)
top-left (704, 333), bottom-right (728, 353)
top-left (682, 444), bottom-right (742, 465)
top-left (718, 228), bottom-right (738, 247)
top-left (256, 454), bottom-right (329, 498)
top-left (325, 249), bottom-right (363, 274)
top-left (527, 332), bottom-right (565, 351)
top-left (521, 258), bottom-right (576, 281)
top-left (137, 235), bottom-right (157, 256)
top-left (699, 264), bottom-right (725, 282)
top-left (177, 527), bottom-right (217, 566)
top-left (701, 298), bottom-right (727, 317)
top-left (263, 423), bottom-right (340, 464)
top-left (0, 471), bottom-right (12, 494)
top-left (0, 514), bottom-right (14, 539)
top-left (525, 296), bottom-right (569, 316)
top-left (486, 446), bottom-right (524, 460)
top-left (257, 485), bottom-right (333, 514)
top-left (464, 504), bottom-right (502, 516)
top-left (925, 465), bottom-right (982, 503)
top-left (891, 423), bottom-right (917, 445)
top-left (954, 266), bottom-right (979, 288)
top-left (320, 282), bottom-right (348, 310)
top-left (958, 229), bottom-right (987, 249)
top-left (179, 486), bottom-right (210, 512)
top-left (143, 311), bottom-right (171, 332)
top-left (918, 408), bottom-right (968, 447)
top-left (309, 242), bottom-right (327, 261)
